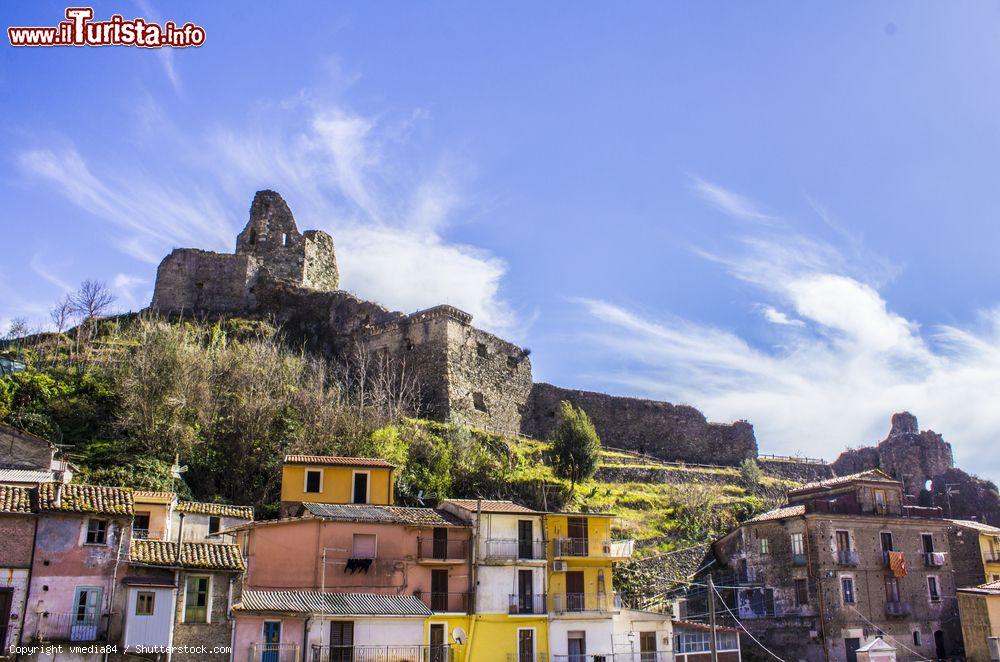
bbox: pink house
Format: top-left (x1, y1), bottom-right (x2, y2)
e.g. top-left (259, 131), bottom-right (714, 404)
top-left (231, 503), bottom-right (472, 662)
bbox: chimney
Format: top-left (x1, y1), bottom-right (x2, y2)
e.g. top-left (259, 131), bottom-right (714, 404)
top-left (53, 483), bottom-right (63, 508)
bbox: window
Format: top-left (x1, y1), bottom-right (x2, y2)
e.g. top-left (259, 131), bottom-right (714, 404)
top-left (880, 531), bottom-right (894, 561)
top-left (281, 233), bottom-right (288, 246)
top-left (795, 578), bottom-right (809, 606)
top-left (841, 577), bottom-right (856, 604)
top-left (134, 512), bottom-right (151, 538)
top-left (790, 533), bottom-right (804, 556)
top-left (922, 533), bottom-right (935, 554)
top-left (836, 530), bottom-right (851, 552)
top-left (208, 516), bottom-right (220, 536)
top-left (874, 489), bottom-right (888, 513)
top-left (885, 576), bottom-right (900, 603)
top-left (568, 631), bottom-right (586, 657)
top-left (304, 469), bottom-right (322, 494)
top-left (913, 631), bottom-right (922, 646)
top-left (927, 576), bottom-right (940, 603)
top-left (85, 519), bottom-right (108, 545)
top-left (476, 342), bottom-right (488, 358)
top-left (352, 533), bottom-right (376, 559)
top-left (184, 575), bottom-right (210, 623)
top-left (136, 591), bottom-right (155, 615)
top-left (759, 537), bottom-right (769, 555)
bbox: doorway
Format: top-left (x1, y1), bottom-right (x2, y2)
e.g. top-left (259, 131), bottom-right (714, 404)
top-left (431, 569), bottom-right (449, 611)
top-left (429, 623), bottom-right (446, 662)
top-left (568, 631), bottom-right (586, 662)
top-left (845, 637), bottom-right (861, 662)
top-left (518, 520), bottom-right (534, 559)
top-left (0, 589), bottom-right (12, 648)
top-left (934, 630), bottom-right (947, 660)
top-left (329, 621), bottom-right (354, 662)
top-left (640, 631), bottom-right (657, 661)
top-left (567, 517), bottom-right (588, 556)
top-left (352, 472), bottom-right (368, 504)
top-left (517, 569), bottom-right (534, 613)
top-left (518, 629), bottom-right (535, 662)
top-left (262, 621), bottom-right (281, 662)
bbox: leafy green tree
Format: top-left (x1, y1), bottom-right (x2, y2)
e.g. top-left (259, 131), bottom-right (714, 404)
top-left (549, 400), bottom-right (601, 489)
top-left (738, 458), bottom-right (764, 494)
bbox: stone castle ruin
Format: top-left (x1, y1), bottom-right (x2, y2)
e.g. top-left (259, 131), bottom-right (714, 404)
top-left (151, 190), bottom-right (758, 466)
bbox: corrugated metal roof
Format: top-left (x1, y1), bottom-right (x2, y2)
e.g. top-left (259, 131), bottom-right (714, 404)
top-left (300, 503), bottom-right (466, 527)
top-left (284, 455), bottom-right (394, 468)
top-left (234, 591), bottom-right (431, 616)
top-left (442, 499), bottom-right (540, 514)
top-left (0, 468), bottom-right (55, 484)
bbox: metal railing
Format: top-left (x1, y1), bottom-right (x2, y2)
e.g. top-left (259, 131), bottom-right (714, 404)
top-left (508, 593), bottom-right (547, 615)
top-left (792, 553), bottom-right (807, 566)
top-left (551, 592), bottom-right (621, 614)
top-left (415, 592), bottom-right (471, 613)
top-left (311, 644), bottom-right (453, 662)
top-left (484, 539), bottom-right (547, 561)
top-left (837, 549), bottom-right (860, 566)
top-left (553, 538), bottom-right (634, 558)
top-left (32, 611), bottom-right (106, 642)
top-left (885, 601), bottom-right (911, 617)
top-left (553, 654), bottom-right (670, 662)
top-left (250, 643), bottom-right (300, 662)
top-left (758, 453), bottom-right (827, 465)
top-left (416, 537), bottom-right (468, 562)
top-left (924, 552), bottom-right (946, 567)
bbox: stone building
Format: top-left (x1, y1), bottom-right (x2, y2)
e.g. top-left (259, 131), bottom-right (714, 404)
top-left (0, 424), bottom-right (74, 485)
top-left (957, 580), bottom-right (1000, 662)
top-left (701, 470), bottom-right (960, 662)
top-left (149, 190), bottom-right (756, 464)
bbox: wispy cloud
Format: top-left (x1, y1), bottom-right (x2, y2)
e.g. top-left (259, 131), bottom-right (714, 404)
top-left (689, 175), bottom-right (775, 223)
top-left (576, 181), bottom-right (1000, 484)
top-left (16, 87), bottom-right (516, 333)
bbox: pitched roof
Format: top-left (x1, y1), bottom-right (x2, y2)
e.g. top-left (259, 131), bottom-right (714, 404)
top-left (442, 499), bottom-right (540, 514)
top-left (284, 454), bottom-right (394, 468)
top-left (789, 469), bottom-right (899, 495)
top-left (0, 485), bottom-right (32, 514)
top-left (129, 539), bottom-right (245, 572)
top-left (745, 504), bottom-right (806, 524)
top-left (949, 519), bottom-right (1000, 536)
top-left (234, 591), bottom-right (431, 616)
top-left (0, 468), bottom-right (55, 485)
top-left (37, 483), bottom-right (133, 515)
top-left (175, 500), bottom-right (254, 519)
top-left (300, 502), bottom-right (466, 527)
top-left (957, 579), bottom-right (1000, 595)
top-left (133, 490), bottom-right (176, 500)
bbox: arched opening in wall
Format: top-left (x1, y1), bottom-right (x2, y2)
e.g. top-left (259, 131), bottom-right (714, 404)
top-left (934, 630), bottom-right (946, 659)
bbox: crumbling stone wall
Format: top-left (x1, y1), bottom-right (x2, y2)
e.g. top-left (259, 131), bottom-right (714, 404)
top-left (522, 384), bottom-right (757, 466)
top-left (151, 249), bottom-right (256, 315)
top-left (757, 459), bottom-right (834, 483)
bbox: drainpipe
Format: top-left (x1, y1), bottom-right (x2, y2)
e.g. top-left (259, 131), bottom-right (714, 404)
top-left (176, 513), bottom-right (185, 544)
top-left (17, 510), bottom-right (40, 648)
top-left (105, 514), bottom-right (128, 662)
top-left (804, 516), bottom-right (830, 662)
top-left (167, 569), bottom-right (179, 662)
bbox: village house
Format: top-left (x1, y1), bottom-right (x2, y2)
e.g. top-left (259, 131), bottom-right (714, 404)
top-left (948, 519), bottom-right (1000, 587)
top-left (957, 579), bottom-right (1000, 662)
top-left (0, 425), bottom-right (73, 486)
top-left (278, 454), bottom-right (395, 518)
top-left (20, 483), bottom-right (133, 650)
top-left (672, 620), bottom-right (742, 662)
top-left (121, 538), bottom-right (245, 661)
top-left (437, 499), bottom-right (550, 662)
top-left (132, 490), bottom-right (254, 543)
top-left (0, 484), bottom-right (35, 656)
top-left (704, 470), bottom-right (960, 662)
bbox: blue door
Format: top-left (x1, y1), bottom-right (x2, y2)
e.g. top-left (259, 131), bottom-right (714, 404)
top-left (262, 621), bottom-right (281, 662)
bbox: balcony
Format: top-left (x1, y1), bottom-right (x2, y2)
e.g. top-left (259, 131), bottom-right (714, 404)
top-left (249, 643), bottom-right (300, 662)
top-left (552, 654), bottom-right (670, 662)
top-left (837, 550), bottom-right (860, 566)
top-left (551, 592), bottom-right (621, 614)
top-left (985, 550), bottom-right (1000, 563)
top-left (553, 538), bottom-right (634, 559)
top-left (885, 601), bottom-right (911, 617)
top-left (31, 611), bottom-right (108, 643)
top-left (924, 552), bottom-right (946, 567)
top-left (415, 591), bottom-right (471, 613)
top-left (416, 537), bottom-right (468, 563)
top-left (311, 644), bottom-right (453, 662)
top-left (508, 593), bottom-right (547, 615)
top-left (792, 553), bottom-right (807, 566)
top-left (484, 538), bottom-right (547, 562)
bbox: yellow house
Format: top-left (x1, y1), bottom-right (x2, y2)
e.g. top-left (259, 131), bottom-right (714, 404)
top-left (957, 580), bottom-right (1000, 661)
top-left (950, 520), bottom-right (1000, 585)
top-left (279, 454), bottom-right (395, 517)
top-left (132, 490), bottom-right (176, 540)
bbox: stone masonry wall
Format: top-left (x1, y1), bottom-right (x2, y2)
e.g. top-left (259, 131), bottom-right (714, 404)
top-left (172, 570), bottom-right (239, 661)
top-left (757, 459), bottom-right (834, 483)
top-left (151, 249), bottom-right (256, 315)
top-left (0, 425), bottom-right (54, 470)
top-left (522, 383), bottom-right (757, 466)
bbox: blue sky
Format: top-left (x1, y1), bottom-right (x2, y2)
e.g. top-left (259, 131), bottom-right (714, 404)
top-left (3, 2), bottom-right (1000, 483)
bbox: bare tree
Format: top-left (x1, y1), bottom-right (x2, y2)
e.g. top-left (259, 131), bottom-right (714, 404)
top-left (4, 317), bottom-right (30, 341)
top-left (69, 280), bottom-right (116, 321)
top-left (50, 295), bottom-right (73, 334)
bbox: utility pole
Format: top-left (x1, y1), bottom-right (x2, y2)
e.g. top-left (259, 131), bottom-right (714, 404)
top-left (708, 575), bottom-right (719, 662)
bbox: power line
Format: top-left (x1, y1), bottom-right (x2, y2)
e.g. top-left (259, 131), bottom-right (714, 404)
top-left (712, 584), bottom-right (786, 662)
top-left (847, 606), bottom-right (931, 661)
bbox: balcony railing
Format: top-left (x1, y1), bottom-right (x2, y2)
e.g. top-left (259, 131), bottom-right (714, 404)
top-left (250, 643), bottom-right (300, 662)
top-left (924, 552), bottom-right (946, 567)
top-left (837, 549), bottom-right (860, 566)
top-left (553, 538), bottom-right (634, 558)
top-left (416, 537), bottom-right (468, 562)
top-left (415, 591), bottom-right (471, 613)
top-left (792, 553), bottom-right (807, 566)
top-left (32, 611), bottom-right (107, 642)
top-left (551, 592), bottom-right (621, 614)
top-left (885, 601), bottom-right (911, 617)
top-left (552, 654), bottom-right (670, 662)
top-left (311, 644), bottom-right (453, 662)
top-left (484, 539), bottom-right (547, 561)
top-left (508, 593), bottom-right (547, 615)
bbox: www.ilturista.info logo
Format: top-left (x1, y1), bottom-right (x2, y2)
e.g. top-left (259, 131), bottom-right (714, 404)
top-left (8, 7), bottom-right (205, 48)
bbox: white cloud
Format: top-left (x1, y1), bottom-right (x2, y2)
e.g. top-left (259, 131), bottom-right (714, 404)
top-left (113, 273), bottom-right (147, 307)
top-left (16, 92), bottom-right (516, 334)
top-left (576, 182), bottom-right (1000, 485)
top-left (689, 175), bottom-right (775, 223)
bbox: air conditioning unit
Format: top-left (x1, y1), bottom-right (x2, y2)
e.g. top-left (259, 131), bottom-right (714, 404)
top-left (553, 560), bottom-right (568, 572)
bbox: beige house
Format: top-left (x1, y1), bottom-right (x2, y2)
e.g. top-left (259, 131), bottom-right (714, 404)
top-left (957, 580), bottom-right (1000, 662)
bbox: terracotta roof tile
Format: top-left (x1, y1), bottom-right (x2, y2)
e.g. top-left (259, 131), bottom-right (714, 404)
top-left (284, 454), bottom-right (394, 468)
top-left (442, 499), bottom-right (540, 514)
top-left (37, 483), bottom-right (133, 515)
top-left (129, 539), bottom-right (245, 572)
top-left (0, 485), bottom-right (32, 514)
top-left (175, 501), bottom-right (253, 519)
top-left (746, 504), bottom-right (806, 523)
top-left (789, 469), bottom-right (898, 494)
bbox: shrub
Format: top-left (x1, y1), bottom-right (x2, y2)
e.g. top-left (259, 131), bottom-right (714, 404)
top-left (549, 400), bottom-right (601, 489)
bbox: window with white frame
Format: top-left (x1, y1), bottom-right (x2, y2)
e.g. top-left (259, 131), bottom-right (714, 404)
top-left (304, 469), bottom-right (323, 494)
top-left (790, 532), bottom-right (804, 556)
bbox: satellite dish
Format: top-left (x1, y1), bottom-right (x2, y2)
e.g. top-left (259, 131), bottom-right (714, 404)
top-left (452, 626), bottom-right (467, 645)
